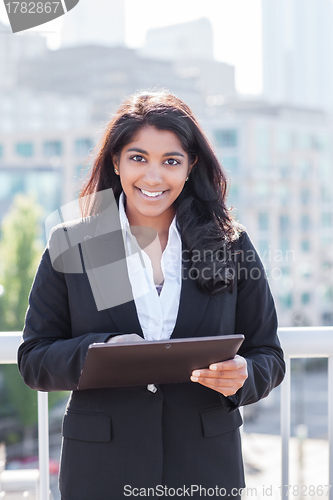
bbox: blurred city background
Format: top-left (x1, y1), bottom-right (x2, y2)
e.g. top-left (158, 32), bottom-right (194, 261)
top-left (0, 0), bottom-right (332, 498)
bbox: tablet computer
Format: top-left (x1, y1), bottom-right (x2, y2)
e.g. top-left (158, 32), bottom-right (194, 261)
top-left (77, 334), bottom-right (244, 390)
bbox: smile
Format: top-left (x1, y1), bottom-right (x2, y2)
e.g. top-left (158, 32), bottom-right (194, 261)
top-left (137, 187), bottom-right (166, 198)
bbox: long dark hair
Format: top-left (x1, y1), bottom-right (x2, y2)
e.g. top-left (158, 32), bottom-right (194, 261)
top-left (80, 89), bottom-right (244, 295)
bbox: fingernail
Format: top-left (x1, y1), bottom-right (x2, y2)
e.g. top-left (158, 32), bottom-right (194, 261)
top-left (192, 370), bottom-right (200, 377)
top-left (191, 376), bottom-right (198, 382)
top-left (210, 365), bottom-right (218, 370)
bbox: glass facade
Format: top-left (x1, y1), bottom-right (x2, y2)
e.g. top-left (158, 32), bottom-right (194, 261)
top-left (214, 129), bottom-right (238, 148)
top-left (0, 168), bottom-right (62, 230)
top-left (277, 129), bottom-right (292, 151)
top-left (258, 212), bottom-right (269, 231)
top-left (222, 156), bottom-right (238, 175)
top-left (43, 140), bottom-right (62, 157)
top-left (321, 212), bottom-right (332, 228)
top-left (15, 142), bottom-right (34, 157)
top-left (300, 214), bottom-right (311, 232)
top-left (279, 293), bottom-right (293, 309)
top-left (279, 214), bottom-right (290, 232)
top-left (301, 239), bottom-right (311, 252)
top-left (227, 184), bottom-right (239, 206)
top-left (74, 138), bottom-right (94, 157)
top-left (301, 188), bottom-right (311, 205)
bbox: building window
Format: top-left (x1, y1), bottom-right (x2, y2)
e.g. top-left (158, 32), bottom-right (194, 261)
top-left (43, 140), bottom-right (62, 157)
top-left (281, 266), bottom-right (290, 276)
top-left (277, 130), bottom-right (292, 151)
top-left (279, 214), bottom-right (290, 232)
top-left (301, 239), bottom-right (311, 252)
top-left (258, 212), bottom-right (269, 231)
top-left (301, 188), bottom-right (311, 206)
top-left (227, 184), bottom-right (239, 205)
top-left (278, 186), bottom-right (290, 205)
top-left (222, 156), bottom-right (238, 174)
top-left (322, 213), bottom-right (332, 228)
top-left (319, 159), bottom-right (331, 180)
top-left (297, 132), bottom-right (312, 150)
top-left (301, 214), bottom-right (311, 232)
top-left (322, 312), bottom-right (333, 326)
top-left (298, 160), bottom-right (312, 179)
top-left (301, 292), bottom-right (311, 305)
top-left (15, 142), bottom-right (34, 157)
top-left (299, 262), bottom-right (311, 279)
top-left (280, 238), bottom-right (290, 254)
top-left (255, 182), bottom-right (269, 201)
top-left (214, 129), bottom-right (238, 148)
top-left (321, 186), bottom-right (331, 203)
top-left (279, 293), bottom-right (293, 309)
top-left (75, 138), bottom-right (94, 157)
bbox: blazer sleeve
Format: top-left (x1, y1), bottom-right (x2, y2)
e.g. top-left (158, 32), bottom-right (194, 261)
top-left (221, 231), bottom-right (285, 410)
top-left (17, 245), bottom-right (116, 392)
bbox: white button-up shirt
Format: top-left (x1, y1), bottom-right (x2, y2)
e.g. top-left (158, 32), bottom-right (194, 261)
top-left (118, 192), bottom-right (182, 341)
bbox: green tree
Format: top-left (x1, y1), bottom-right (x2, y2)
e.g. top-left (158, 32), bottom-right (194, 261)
top-left (0, 194), bottom-right (42, 331)
top-left (0, 195), bottom-right (66, 452)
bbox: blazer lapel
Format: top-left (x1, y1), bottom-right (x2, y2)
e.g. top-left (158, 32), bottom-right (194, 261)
top-left (170, 243), bottom-right (210, 339)
top-left (80, 197), bottom-right (144, 338)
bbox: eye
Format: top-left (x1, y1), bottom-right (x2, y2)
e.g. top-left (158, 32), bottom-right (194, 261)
top-left (130, 155), bottom-right (146, 162)
top-left (165, 158), bottom-right (180, 166)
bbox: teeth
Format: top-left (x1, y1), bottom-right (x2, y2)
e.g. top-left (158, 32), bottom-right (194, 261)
top-left (140, 189), bottom-right (164, 197)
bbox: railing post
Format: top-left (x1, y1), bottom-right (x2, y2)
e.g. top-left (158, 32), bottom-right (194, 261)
top-left (38, 391), bottom-right (50, 500)
top-left (281, 356), bottom-right (291, 499)
top-left (328, 357), bottom-right (333, 500)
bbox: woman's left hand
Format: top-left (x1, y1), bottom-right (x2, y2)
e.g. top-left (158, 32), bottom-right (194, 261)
top-left (190, 355), bottom-right (248, 397)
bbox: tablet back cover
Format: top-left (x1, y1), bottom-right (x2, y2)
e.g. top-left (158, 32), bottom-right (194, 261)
top-left (77, 334), bottom-right (244, 390)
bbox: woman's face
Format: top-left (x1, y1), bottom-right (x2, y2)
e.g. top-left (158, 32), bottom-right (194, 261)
top-left (113, 126), bottom-right (195, 226)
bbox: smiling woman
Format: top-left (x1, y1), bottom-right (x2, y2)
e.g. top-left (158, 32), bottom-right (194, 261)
top-left (112, 126), bottom-right (197, 250)
top-left (18, 89), bottom-right (285, 500)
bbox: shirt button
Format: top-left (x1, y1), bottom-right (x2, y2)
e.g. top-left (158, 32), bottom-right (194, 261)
top-left (154, 320), bottom-right (160, 326)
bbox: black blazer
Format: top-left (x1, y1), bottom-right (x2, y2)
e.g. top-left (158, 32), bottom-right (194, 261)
top-left (18, 212), bottom-right (285, 500)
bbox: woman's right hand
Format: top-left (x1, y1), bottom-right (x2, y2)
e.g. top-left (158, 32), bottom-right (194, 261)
top-left (106, 334), bottom-right (145, 344)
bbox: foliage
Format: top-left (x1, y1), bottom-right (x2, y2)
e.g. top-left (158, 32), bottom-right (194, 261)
top-left (0, 194), bottom-right (43, 331)
top-left (0, 195), bottom-right (68, 435)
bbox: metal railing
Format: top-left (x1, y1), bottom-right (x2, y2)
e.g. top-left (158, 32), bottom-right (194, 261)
top-left (278, 327), bottom-right (333, 499)
top-left (0, 332), bottom-right (49, 500)
top-left (1, 327), bottom-right (333, 500)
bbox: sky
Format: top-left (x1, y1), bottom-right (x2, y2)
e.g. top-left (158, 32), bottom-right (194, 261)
top-left (0, 0), bottom-right (263, 95)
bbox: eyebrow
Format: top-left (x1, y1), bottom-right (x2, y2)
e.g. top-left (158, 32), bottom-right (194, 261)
top-left (126, 147), bottom-right (185, 158)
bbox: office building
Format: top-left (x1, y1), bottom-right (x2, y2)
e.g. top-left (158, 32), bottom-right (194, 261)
top-left (201, 100), bottom-right (333, 327)
top-left (262, 0), bottom-right (333, 111)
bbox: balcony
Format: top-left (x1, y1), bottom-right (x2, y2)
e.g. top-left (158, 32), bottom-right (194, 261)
top-left (1, 327), bottom-right (333, 499)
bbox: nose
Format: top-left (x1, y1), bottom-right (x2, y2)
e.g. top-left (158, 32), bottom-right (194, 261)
top-left (142, 164), bottom-right (163, 186)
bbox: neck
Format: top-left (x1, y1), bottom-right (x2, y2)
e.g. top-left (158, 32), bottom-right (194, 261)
top-left (124, 203), bottom-right (175, 241)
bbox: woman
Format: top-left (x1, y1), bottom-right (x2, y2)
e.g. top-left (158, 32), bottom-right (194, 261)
top-left (18, 90), bottom-right (285, 500)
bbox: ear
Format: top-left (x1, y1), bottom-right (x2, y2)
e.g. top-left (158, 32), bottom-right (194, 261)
top-left (112, 153), bottom-right (119, 168)
top-left (188, 155), bottom-right (198, 174)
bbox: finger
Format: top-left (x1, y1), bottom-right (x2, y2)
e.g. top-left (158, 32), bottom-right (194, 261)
top-left (190, 376), bottom-right (238, 396)
top-left (209, 355), bottom-right (246, 372)
top-left (192, 368), bottom-right (239, 380)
